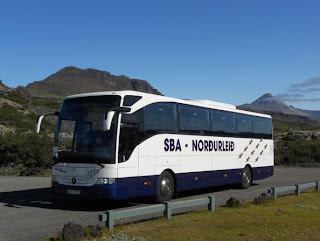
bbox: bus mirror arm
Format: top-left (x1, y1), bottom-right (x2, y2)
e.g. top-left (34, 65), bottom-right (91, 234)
top-left (103, 107), bottom-right (131, 131)
top-left (35, 111), bottom-right (60, 134)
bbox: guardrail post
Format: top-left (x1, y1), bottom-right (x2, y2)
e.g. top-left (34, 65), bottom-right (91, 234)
top-left (272, 187), bottom-right (277, 200)
top-left (208, 196), bottom-right (215, 213)
top-left (98, 214), bottom-right (107, 222)
top-left (107, 210), bottom-right (114, 231)
top-left (165, 202), bottom-right (172, 220)
top-left (316, 181), bottom-right (320, 192)
top-left (295, 185), bottom-right (300, 196)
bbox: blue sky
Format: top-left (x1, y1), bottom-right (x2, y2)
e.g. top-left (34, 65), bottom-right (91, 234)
top-left (1, 0), bottom-right (320, 110)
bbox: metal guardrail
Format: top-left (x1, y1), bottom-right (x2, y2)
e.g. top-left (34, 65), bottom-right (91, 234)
top-left (268, 181), bottom-right (320, 199)
top-left (99, 181), bottom-right (319, 231)
top-left (99, 196), bottom-right (215, 231)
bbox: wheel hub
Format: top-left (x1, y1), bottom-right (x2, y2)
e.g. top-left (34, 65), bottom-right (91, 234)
top-left (243, 170), bottom-right (251, 185)
top-left (160, 178), bottom-right (172, 198)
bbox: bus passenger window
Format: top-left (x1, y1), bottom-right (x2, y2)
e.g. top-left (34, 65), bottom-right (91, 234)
top-left (211, 110), bottom-right (236, 136)
top-left (237, 114), bottom-right (253, 137)
top-left (179, 105), bottom-right (210, 134)
top-left (253, 117), bottom-right (272, 139)
top-left (144, 103), bottom-right (178, 133)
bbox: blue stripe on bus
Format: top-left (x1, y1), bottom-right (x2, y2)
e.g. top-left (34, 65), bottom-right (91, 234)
top-left (52, 166), bottom-right (273, 200)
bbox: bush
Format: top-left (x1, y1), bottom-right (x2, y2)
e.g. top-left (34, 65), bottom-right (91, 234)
top-left (275, 136), bottom-right (320, 165)
top-left (0, 132), bottom-right (53, 169)
top-left (0, 91), bottom-right (29, 107)
top-left (31, 99), bottom-right (61, 110)
top-left (0, 103), bottom-right (55, 132)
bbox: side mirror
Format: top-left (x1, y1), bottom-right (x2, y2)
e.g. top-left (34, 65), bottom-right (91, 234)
top-left (103, 111), bottom-right (116, 131)
top-left (103, 107), bottom-right (131, 131)
top-left (35, 112), bottom-right (59, 134)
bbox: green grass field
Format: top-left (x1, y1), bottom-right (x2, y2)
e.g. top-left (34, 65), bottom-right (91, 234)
top-left (100, 191), bottom-right (320, 241)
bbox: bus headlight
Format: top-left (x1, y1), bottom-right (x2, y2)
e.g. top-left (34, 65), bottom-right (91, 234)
top-left (95, 178), bottom-right (115, 185)
top-left (52, 175), bottom-right (57, 182)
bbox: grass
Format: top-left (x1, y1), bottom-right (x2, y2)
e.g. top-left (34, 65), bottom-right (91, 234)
top-left (43, 191), bottom-right (320, 241)
top-left (110, 191), bottom-right (320, 241)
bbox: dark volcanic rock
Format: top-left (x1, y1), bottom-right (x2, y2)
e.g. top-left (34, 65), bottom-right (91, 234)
top-left (25, 66), bottom-right (161, 99)
top-left (63, 223), bottom-right (84, 241)
top-left (87, 224), bottom-right (102, 237)
top-left (254, 193), bottom-right (270, 204)
top-left (226, 197), bottom-right (246, 207)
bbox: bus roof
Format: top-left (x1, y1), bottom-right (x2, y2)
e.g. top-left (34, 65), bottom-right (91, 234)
top-left (65, 90), bottom-right (272, 119)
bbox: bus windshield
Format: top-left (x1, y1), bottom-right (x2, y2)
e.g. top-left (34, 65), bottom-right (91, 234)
top-left (54, 95), bottom-right (121, 164)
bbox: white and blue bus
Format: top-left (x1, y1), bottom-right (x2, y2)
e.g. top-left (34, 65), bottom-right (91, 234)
top-left (36, 91), bottom-right (274, 203)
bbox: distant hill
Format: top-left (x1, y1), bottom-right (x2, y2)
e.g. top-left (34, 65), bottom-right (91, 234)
top-left (238, 93), bottom-right (309, 116)
top-left (238, 93), bottom-right (320, 123)
top-left (25, 66), bottom-right (161, 99)
top-left (295, 108), bottom-right (320, 120)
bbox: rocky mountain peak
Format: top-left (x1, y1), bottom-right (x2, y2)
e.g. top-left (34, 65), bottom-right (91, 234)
top-left (0, 81), bottom-right (13, 94)
top-left (239, 92), bottom-right (309, 117)
top-left (257, 93), bottom-right (273, 100)
top-left (25, 66), bottom-right (161, 99)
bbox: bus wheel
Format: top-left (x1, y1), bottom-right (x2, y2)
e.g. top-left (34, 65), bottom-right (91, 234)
top-left (241, 166), bottom-right (252, 189)
top-left (155, 171), bottom-right (174, 203)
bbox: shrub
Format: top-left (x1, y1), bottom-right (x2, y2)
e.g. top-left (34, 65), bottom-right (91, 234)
top-left (0, 103), bottom-right (55, 132)
top-left (274, 136), bottom-right (320, 165)
top-left (31, 99), bottom-right (61, 110)
top-left (0, 132), bottom-right (53, 169)
top-left (0, 91), bottom-right (29, 107)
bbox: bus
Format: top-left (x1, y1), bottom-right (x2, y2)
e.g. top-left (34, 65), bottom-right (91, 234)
top-left (36, 90), bottom-right (274, 203)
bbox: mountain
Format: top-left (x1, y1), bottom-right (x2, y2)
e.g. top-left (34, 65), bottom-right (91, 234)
top-left (0, 81), bottom-right (13, 94)
top-left (295, 108), bottom-right (320, 120)
top-left (238, 93), bottom-right (320, 123)
top-left (25, 66), bottom-right (161, 99)
top-left (239, 93), bottom-right (309, 117)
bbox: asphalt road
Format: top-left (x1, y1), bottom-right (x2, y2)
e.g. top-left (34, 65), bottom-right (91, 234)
top-left (0, 167), bottom-right (319, 241)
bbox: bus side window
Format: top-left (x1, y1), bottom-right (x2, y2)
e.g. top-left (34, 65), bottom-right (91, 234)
top-left (237, 114), bottom-right (253, 137)
top-left (252, 116), bottom-right (272, 139)
top-left (118, 110), bottom-right (142, 162)
top-left (212, 110), bottom-right (236, 136)
top-left (144, 103), bottom-right (178, 133)
top-left (179, 105), bottom-right (210, 134)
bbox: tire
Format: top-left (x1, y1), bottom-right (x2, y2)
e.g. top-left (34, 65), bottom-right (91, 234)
top-left (240, 166), bottom-right (252, 189)
top-left (155, 171), bottom-right (175, 203)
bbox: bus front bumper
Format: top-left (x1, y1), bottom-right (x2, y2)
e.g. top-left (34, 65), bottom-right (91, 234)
top-left (51, 181), bottom-right (118, 200)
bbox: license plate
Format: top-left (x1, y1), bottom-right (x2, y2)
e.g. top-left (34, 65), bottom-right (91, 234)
top-left (67, 189), bottom-right (81, 195)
